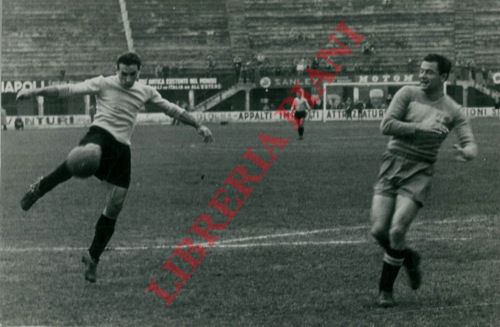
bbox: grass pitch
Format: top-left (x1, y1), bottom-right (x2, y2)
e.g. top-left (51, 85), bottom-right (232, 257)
top-left (1, 119), bottom-right (499, 326)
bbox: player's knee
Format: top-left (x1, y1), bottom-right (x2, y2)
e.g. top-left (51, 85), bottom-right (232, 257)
top-left (105, 200), bottom-right (124, 218)
top-left (370, 225), bottom-right (388, 243)
top-left (389, 225), bottom-right (407, 248)
top-left (105, 194), bottom-right (126, 218)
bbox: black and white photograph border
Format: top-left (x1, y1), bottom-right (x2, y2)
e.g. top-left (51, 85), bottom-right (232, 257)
top-left (1, 0), bottom-right (499, 326)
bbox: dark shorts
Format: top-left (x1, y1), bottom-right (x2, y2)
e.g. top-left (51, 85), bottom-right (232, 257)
top-left (294, 111), bottom-right (307, 119)
top-left (79, 126), bottom-right (131, 188)
top-left (373, 151), bottom-right (434, 207)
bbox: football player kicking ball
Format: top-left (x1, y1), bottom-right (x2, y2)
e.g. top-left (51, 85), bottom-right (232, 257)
top-left (17, 52), bottom-right (214, 283)
top-left (370, 54), bottom-right (477, 307)
top-left (291, 90), bottom-right (311, 140)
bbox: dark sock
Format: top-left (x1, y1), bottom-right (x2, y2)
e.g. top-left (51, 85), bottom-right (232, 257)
top-left (378, 247), bottom-right (405, 292)
top-left (377, 237), bottom-right (390, 251)
top-left (298, 126), bottom-right (304, 136)
top-left (89, 214), bottom-right (116, 263)
top-left (403, 247), bottom-right (417, 265)
top-left (39, 161), bottom-right (73, 195)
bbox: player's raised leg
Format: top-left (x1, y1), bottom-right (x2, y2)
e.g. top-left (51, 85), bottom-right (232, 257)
top-left (20, 143), bottom-right (101, 211)
top-left (83, 183), bottom-right (128, 283)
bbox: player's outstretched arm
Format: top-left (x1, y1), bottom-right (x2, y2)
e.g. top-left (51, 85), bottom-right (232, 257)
top-left (17, 78), bottom-right (101, 101)
top-left (157, 99), bottom-right (214, 143)
top-left (16, 86), bottom-right (61, 101)
top-left (177, 111), bottom-right (214, 143)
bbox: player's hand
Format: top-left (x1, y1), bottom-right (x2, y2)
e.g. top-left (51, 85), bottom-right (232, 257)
top-left (16, 89), bottom-right (34, 101)
top-left (197, 125), bottom-right (214, 143)
top-left (417, 118), bottom-right (449, 136)
top-left (16, 89), bottom-right (36, 101)
top-left (453, 144), bottom-right (475, 162)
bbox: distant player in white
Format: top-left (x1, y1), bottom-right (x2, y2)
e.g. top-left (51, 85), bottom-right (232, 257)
top-left (291, 90), bottom-right (311, 140)
top-left (17, 52), bottom-right (214, 283)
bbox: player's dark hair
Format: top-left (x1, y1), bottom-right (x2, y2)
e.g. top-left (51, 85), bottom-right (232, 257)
top-left (116, 52), bottom-right (142, 70)
top-left (423, 54), bottom-right (451, 79)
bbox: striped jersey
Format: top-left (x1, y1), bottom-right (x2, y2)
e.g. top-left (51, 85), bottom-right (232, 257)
top-left (381, 85), bottom-right (475, 163)
top-left (57, 75), bottom-right (185, 145)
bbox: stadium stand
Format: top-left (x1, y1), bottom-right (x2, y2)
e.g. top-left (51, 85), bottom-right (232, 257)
top-left (474, 7), bottom-right (500, 69)
top-left (242, 0), bottom-right (457, 74)
top-left (1, 0), bottom-right (127, 80)
top-left (126, 0), bottom-right (233, 76)
top-left (1, 0), bottom-right (499, 79)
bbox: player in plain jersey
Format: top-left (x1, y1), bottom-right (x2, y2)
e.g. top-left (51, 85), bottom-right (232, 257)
top-left (291, 90), bottom-right (311, 140)
top-left (16, 52), bottom-right (214, 283)
top-left (369, 54), bottom-right (478, 307)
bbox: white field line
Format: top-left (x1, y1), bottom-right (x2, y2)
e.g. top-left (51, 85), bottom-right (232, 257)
top-left (217, 216), bottom-right (491, 244)
top-left (370, 301), bottom-right (500, 317)
top-left (217, 226), bottom-right (367, 244)
top-left (0, 237), bottom-right (473, 253)
top-left (0, 216), bottom-right (491, 253)
top-left (192, 237), bottom-right (472, 249)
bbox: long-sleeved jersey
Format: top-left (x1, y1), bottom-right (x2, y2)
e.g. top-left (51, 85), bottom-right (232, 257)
top-left (380, 85), bottom-right (476, 163)
top-left (57, 75), bottom-right (185, 145)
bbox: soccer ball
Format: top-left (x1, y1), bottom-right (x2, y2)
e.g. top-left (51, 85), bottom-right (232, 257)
top-left (66, 145), bottom-right (101, 178)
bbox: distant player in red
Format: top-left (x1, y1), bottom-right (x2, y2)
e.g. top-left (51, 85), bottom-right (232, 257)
top-left (291, 90), bottom-right (311, 140)
top-left (17, 52), bottom-right (214, 283)
top-left (370, 54), bottom-right (477, 307)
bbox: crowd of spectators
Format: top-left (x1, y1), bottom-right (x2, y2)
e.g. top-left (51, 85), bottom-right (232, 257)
top-left (154, 60), bottom-right (187, 78)
top-left (152, 51), bottom-right (498, 90)
top-left (448, 54), bottom-right (496, 86)
top-left (326, 97), bottom-right (377, 111)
